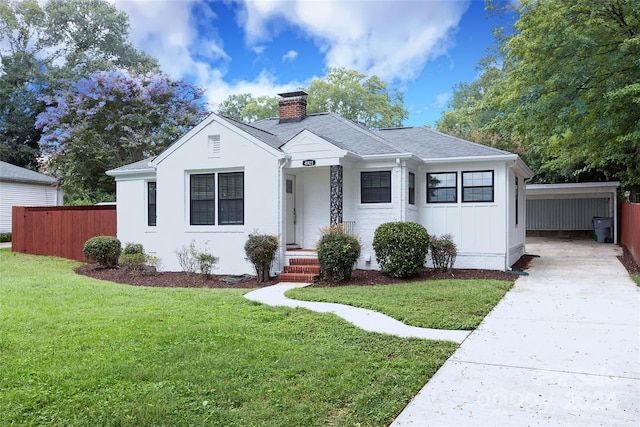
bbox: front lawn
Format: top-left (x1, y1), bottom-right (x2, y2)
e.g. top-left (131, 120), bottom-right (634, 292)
top-left (287, 280), bottom-right (513, 330)
top-left (0, 250), bottom-right (458, 426)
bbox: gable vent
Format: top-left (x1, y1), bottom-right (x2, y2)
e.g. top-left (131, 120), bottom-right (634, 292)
top-left (208, 135), bottom-right (221, 157)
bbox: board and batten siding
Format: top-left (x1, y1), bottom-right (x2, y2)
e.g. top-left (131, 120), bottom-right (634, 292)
top-left (0, 181), bottom-right (62, 233)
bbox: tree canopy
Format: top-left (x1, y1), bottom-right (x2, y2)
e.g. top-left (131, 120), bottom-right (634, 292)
top-left (437, 0), bottom-right (640, 194)
top-left (217, 68), bottom-right (408, 129)
top-left (36, 69), bottom-right (207, 204)
top-left (0, 0), bottom-right (157, 169)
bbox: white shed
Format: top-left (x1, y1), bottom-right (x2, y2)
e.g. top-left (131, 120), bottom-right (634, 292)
top-left (0, 161), bottom-right (63, 233)
top-left (526, 182), bottom-right (619, 243)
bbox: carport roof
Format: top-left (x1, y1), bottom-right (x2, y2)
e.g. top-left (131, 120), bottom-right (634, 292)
top-left (527, 182), bottom-right (620, 195)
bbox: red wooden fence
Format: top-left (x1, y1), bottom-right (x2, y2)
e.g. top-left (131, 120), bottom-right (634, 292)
top-left (621, 202), bottom-right (640, 266)
top-left (12, 205), bottom-right (116, 262)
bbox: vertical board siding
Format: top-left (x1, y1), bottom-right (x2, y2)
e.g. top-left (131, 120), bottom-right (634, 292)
top-left (12, 206), bottom-right (116, 262)
top-left (621, 202), bottom-right (640, 266)
top-left (526, 198), bottom-right (610, 230)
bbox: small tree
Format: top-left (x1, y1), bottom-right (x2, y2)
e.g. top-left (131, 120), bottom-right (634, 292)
top-left (83, 236), bottom-right (121, 267)
top-left (372, 222), bottom-right (430, 278)
top-left (244, 233), bottom-right (279, 282)
top-left (430, 233), bottom-right (457, 272)
top-left (197, 252), bottom-right (218, 280)
top-left (316, 224), bottom-right (361, 282)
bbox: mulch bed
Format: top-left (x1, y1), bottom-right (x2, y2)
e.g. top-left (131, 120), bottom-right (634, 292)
top-left (75, 246), bottom-right (639, 289)
top-left (75, 254), bottom-right (537, 289)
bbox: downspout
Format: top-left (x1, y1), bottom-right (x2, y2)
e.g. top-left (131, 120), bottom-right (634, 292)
top-left (397, 158), bottom-right (405, 221)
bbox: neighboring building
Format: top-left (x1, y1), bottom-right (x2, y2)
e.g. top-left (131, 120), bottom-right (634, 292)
top-left (0, 161), bottom-right (63, 233)
top-left (107, 91), bottom-right (533, 275)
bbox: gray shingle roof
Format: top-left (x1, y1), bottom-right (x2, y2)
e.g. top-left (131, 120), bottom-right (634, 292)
top-left (220, 116), bottom-right (283, 149)
top-left (252, 113), bottom-right (401, 155)
top-left (108, 157), bottom-right (156, 173)
top-left (374, 127), bottom-right (513, 159)
top-left (0, 160), bottom-right (57, 184)
top-left (253, 114), bottom-right (513, 159)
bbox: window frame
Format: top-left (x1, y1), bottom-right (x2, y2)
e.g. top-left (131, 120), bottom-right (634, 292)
top-left (462, 170), bottom-right (494, 203)
top-left (218, 172), bottom-right (244, 225)
top-left (408, 172), bottom-right (415, 205)
top-left (360, 171), bottom-right (392, 204)
top-left (427, 172), bottom-right (458, 204)
top-left (189, 173), bottom-right (215, 225)
top-left (147, 181), bottom-right (156, 227)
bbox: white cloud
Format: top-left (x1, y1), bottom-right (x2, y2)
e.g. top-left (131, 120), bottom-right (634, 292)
top-left (237, 0), bottom-right (471, 81)
top-left (433, 92), bottom-right (452, 109)
top-left (281, 49), bottom-right (298, 62)
top-left (108, 0), bottom-right (470, 114)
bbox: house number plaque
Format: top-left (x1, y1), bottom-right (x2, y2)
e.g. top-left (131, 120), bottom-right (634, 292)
top-left (302, 159), bottom-right (316, 166)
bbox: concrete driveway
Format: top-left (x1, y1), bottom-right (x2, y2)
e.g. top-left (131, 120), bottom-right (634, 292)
top-left (392, 237), bottom-right (640, 426)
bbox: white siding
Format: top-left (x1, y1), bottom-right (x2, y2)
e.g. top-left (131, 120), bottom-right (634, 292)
top-left (300, 167), bottom-right (330, 248)
top-left (115, 119), bottom-right (282, 274)
top-left (419, 161), bottom-right (508, 270)
top-left (0, 181), bottom-right (62, 233)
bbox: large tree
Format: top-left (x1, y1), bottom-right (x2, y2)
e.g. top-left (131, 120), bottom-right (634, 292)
top-left (36, 69), bottom-right (207, 203)
top-left (438, 0), bottom-right (640, 194)
top-left (0, 0), bottom-right (157, 169)
top-left (217, 68), bottom-right (408, 128)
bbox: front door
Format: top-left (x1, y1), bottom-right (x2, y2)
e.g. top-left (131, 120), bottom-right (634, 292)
top-left (286, 174), bottom-right (296, 245)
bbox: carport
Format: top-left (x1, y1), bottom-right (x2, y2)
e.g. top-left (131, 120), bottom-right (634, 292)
top-left (526, 182), bottom-right (620, 243)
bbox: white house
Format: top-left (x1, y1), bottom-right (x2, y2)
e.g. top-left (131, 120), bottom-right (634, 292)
top-left (0, 160), bottom-right (63, 233)
top-left (107, 91), bottom-right (533, 276)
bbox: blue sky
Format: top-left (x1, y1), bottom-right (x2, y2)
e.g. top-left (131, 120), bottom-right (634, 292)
top-left (113, 0), bottom-right (515, 127)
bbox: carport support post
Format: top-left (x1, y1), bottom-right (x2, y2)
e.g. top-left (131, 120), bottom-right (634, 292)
top-left (330, 165), bottom-right (343, 225)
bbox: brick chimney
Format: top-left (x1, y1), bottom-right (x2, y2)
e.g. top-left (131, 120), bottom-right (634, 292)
top-left (278, 90), bottom-right (308, 123)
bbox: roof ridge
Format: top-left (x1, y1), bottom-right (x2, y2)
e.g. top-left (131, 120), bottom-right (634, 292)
top-left (326, 112), bottom-right (410, 155)
top-left (419, 126), bottom-right (512, 155)
top-left (220, 114), bottom-right (278, 137)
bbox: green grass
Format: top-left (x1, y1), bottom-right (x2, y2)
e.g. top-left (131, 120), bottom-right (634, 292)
top-left (0, 249), bottom-right (458, 426)
top-left (632, 274), bottom-right (640, 286)
top-left (287, 279), bottom-right (513, 330)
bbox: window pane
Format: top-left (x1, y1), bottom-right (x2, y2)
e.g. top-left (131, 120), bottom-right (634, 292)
top-left (427, 172), bottom-right (457, 203)
top-left (147, 181), bottom-right (156, 227)
top-left (219, 172), bottom-right (244, 225)
top-left (361, 171), bottom-right (391, 203)
top-left (462, 171), bottom-right (494, 202)
top-left (190, 174), bottom-right (214, 225)
top-left (408, 172), bottom-right (415, 205)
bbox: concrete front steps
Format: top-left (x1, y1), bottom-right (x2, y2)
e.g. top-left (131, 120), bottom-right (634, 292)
top-left (278, 257), bottom-right (319, 283)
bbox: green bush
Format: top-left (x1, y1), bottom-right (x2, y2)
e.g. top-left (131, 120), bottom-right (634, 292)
top-left (316, 224), bottom-right (361, 282)
top-left (372, 222), bottom-right (430, 278)
top-left (430, 233), bottom-right (457, 272)
top-left (197, 252), bottom-right (218, 280)
top-left (118, 253), bottom-right (147, 271)
top-left (244, 233), bottom-right (279, 282)
top-left (122, 242), bottom-right (144, 255)
top-left (0, 233), bottom-right (11, 243)
top-left (83, 236), bottom-right (122, 267)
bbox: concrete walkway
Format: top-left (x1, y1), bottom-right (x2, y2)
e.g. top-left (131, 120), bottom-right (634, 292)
top-left (392, 238), bottom-right (640, 426)
top-left (244, 283), bottom-right (471, 343)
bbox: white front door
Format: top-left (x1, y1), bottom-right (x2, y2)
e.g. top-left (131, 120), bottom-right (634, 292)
top-left (286, 174), bottom-right (296, 245)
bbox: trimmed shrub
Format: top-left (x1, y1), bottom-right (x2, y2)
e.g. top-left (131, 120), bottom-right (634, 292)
top-left (119, 253), bottom-right (147, 271)
top-left (0, 233), bottom-right (11, 243)
top-left (83, 236), bottom-right (122, 267)
top-left (316, 224), bottom-right (361, 282)
top-left (122, 242), bottom-right (144, 255)
top-left (197, 252), bottom-right (218, 280)
top-left (430, 233), bottom-right (457, 272)
top-left (244, 233), bottom-right (279, 282)
top-left (372, 222), bottom-right (430, 278)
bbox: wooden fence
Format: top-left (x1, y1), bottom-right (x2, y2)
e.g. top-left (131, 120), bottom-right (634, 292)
top-left (621, 202), bottom-right (640, 266)
top-left (12, 205), bottom-right (116, 262)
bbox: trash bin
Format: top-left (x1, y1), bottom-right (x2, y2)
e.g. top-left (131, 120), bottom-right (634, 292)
top-left (592, 217), bottom-right (613, 243)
